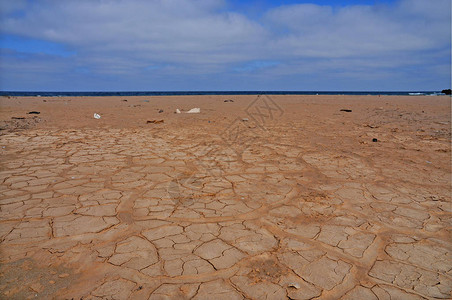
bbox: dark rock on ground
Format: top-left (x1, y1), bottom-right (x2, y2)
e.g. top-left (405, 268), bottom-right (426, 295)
top-left (147, 120), bottom-right (164, 124)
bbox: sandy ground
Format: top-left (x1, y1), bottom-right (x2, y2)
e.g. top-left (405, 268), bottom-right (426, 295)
top-left (0, 94), bottom-right (450, 299)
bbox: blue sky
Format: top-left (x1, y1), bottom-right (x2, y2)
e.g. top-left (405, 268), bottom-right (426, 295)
top-left (0, 0), bottom-right (450, 91)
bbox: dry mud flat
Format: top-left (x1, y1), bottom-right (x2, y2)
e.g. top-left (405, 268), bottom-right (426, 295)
top-left (0, 95), bottom-right (450, 299)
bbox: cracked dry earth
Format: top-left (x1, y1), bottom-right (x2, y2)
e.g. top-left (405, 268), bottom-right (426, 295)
top-left (0, 95), bottom-right (451, 299)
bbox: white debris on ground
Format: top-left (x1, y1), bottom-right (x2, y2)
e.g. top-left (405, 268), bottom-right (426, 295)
top-left (186, 108), bottom-right (200, 113)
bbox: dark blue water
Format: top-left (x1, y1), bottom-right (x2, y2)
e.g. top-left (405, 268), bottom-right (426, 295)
top-left (0, 91), bottom-right (443, 97)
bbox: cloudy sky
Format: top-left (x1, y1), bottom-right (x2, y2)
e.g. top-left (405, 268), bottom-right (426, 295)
top-left (0, 0), bottom-right (450, 91)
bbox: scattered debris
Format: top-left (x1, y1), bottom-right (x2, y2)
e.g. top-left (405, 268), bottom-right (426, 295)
top-left (242, 118), bottom-right (249, 122)
top-left (93, 113), bottom-right (101, 119)
top-left (224, 99), bottom-right (234, 102)
top-left (288, 283), bottom-right (300, 289)
top-left (147, 120), bottom-right (164, 124)
top-left (175, 109), bottom-right (181, 114)
top-left (158, 109), bottom-right (164, 113)
top-left (2, 116), bottom-right (42, 131)
top-left (340, 109), bottom-right (352, 112)
top-left (186, 108), bottom-right (201, 114)
top-left (27, 111), bottom-right (40, 114)
top-left (372, 138), bottom-right (378, 142)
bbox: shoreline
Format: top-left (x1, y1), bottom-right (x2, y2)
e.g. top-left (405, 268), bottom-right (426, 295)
top-left (1, 91), bottom-right (446, 97)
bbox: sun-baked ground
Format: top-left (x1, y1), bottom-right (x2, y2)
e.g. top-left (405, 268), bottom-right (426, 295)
top-left (0, 95), bottom-right (450, 299)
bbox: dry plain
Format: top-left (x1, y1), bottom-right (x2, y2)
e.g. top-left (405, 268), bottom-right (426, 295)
top-left (0, 94), bottom-right (450, 299)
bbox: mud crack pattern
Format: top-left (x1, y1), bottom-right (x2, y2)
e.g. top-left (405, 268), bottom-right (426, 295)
top-left (0, 102), bottom-right (450, 299)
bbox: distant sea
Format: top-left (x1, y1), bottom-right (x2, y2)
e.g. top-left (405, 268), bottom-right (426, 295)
top-left (0, 91), bottom-right (445, 97)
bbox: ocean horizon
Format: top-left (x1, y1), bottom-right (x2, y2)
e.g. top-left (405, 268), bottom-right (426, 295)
top-left (0, 90), bottom-right (445, 97)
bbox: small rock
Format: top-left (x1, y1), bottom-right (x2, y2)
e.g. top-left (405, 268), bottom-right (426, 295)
top-left (49, 280), bottom-right (55, 284)
top-left (121, 99), bottom-right (128, 102)
top-left (372, 138), bottom-right (378, 142)
top-left (288, 282), bottom-right (300, 289)
top-left (28, 111), bottom-right (40, 114)
top-left (340, 109), bottom-right (352, 112)
top-left (224, 99), bottom-right (234, 102)
top-left (58, 273), bottom-right (69, 278)
top-left (147, 120), bottom-right (164, 124)
top-left (176, 109), bottom-right (181, 114)
top-left (158, 109), bottom-right (164, 113)
top-left (29, 282), bottom-right (43, 293)
top-left (11, 117), bottom-right (25, 120)
top-left (242, 118), bottom-right (249, 122)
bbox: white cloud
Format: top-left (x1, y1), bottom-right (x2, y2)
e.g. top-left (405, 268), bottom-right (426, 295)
top-left (264, 0), bottom-right (450, 58)
top-left (0, 0), bottom-right (450, 90)
top-left (1, 0), bottom-right (265, 63)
